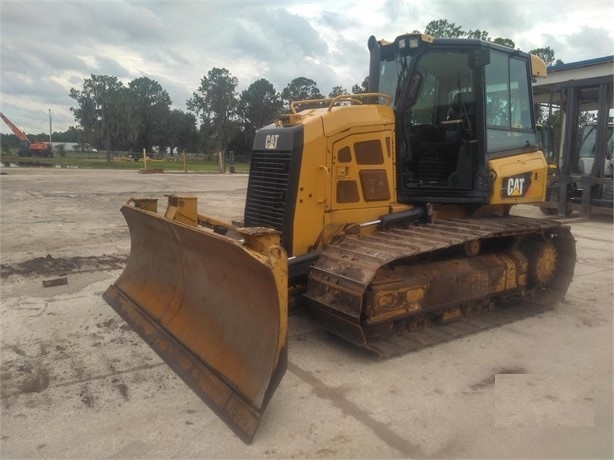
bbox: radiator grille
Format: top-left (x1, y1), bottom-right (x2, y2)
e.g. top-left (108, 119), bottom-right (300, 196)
top-left (244, 151), bottom-right (292, 230)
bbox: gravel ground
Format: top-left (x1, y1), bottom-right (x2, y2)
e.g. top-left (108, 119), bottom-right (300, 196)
top-left (1, 168), bottom-right (612, 458)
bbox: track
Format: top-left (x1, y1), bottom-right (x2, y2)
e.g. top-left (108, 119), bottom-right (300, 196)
top-left (365, 298), bottom-right (552, 357)
top-left (304, 215), bottom-right (576, 357)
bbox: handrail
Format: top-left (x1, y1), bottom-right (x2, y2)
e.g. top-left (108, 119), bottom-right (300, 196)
top-left (290, 93), bottom-right (392, 114)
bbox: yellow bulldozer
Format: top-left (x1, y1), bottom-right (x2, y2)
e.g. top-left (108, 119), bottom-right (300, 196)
top-left (103, 33), bottom-right (576, 443)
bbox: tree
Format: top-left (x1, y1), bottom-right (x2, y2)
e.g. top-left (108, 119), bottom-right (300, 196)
top-left (64, 23), bottom-right (560, 161)
top-left (492, 37), bottom-right (516, 49)
top-left (187, 67), bottom-right (238, 155)
top-left (529, 47), bottom-right (556, 66)
top-left (423, 19), bottom-right (517, 50)
top-left (237, 78), bottom-right (283, 155)
top-left (165, 109), bottom-right (198, 155)
top-left (128, 77), bottom-right (172, 153)
top-left (466, 29), bottom-right (490, 41)
top-left (50, 126), bottom-right (79, 143)
top-left (55, 144), bottom-right (66, 157)
top-left (69, 75), bottom-right (130, 162)
top-left (226, 119), bottom-right (251, 161)
top-left (238, 78), bottom-right (282, 129)
top-left (352, 77), bottom-right (369, 94)
top-left (328, 86), bottom-right (348, 98)
top-left (281, 77), bottom-right (323, 110)
top-left (424, 19), bottom-right (464, 38)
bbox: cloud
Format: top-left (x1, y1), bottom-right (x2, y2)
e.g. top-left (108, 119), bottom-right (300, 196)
top-left (92, 55), bottom-right (132, 79)
top-left (1, 0), bottom-right (612, 134)
top-left (554, 26), bottom-right (613, 63)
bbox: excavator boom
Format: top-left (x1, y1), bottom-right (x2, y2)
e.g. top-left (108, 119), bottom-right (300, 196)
top-left (1, 111), bottom-right (52, 157)
top-left (0, 111), bottom-right (31, 144)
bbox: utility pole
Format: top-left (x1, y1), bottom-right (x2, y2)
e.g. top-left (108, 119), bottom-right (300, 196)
top-left (48, 109), bottom-right (52, 143)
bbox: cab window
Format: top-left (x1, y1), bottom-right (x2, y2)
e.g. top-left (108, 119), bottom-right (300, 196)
top-left (485, 50), bottom-right (536, 152)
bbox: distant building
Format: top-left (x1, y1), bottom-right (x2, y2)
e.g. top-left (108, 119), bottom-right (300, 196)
top-left (50, 142), bottom-right (97, 152)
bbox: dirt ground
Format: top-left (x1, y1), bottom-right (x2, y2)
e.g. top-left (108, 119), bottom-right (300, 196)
top-left (0, 168), bottom-right (612, 458)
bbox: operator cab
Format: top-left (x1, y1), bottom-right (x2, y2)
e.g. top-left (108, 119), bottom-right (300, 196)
top-left (369, 34), bottom-right (539, 204)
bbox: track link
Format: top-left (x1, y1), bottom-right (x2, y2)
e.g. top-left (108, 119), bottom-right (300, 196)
top-left (304, 215), bottom-right (576, 357)
top-left (366, 298), bottom-right (551, 357)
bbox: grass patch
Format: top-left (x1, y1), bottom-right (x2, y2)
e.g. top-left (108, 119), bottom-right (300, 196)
top-left (0, 153), bottom-right (249, 173)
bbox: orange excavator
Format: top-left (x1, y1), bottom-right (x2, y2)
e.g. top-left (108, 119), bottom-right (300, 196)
top-left (0, 112), bottom-right (53, 157)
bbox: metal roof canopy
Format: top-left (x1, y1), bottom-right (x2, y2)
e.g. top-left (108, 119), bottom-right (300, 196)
top-left (533, 56), bottom-right (613, 218)
top-left (532, 55), bottom-right (613, 109)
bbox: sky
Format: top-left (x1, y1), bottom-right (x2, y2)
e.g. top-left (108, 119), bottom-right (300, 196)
top-left (1, 0), bottom-right (613, 136)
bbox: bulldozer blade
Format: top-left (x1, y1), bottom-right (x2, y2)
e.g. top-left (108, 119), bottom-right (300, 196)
top-left (103, 204), bottom-right (288, 443)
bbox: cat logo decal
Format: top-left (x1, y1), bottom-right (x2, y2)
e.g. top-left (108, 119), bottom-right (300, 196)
top-left (502, 172), bottom-right (532, 197)
top-left (265, 134), bottom-right (279, 149)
